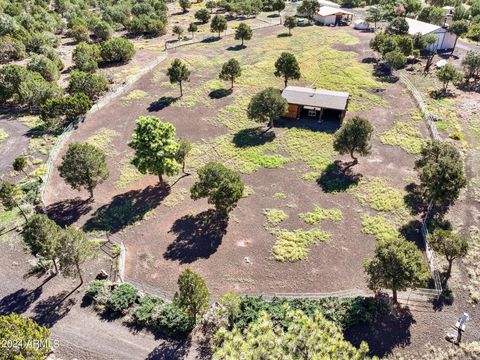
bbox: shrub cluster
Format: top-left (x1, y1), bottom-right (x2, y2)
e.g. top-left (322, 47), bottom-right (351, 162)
top-left (86, 280), bottom-right (193, 336)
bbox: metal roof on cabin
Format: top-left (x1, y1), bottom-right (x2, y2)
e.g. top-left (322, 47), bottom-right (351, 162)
top-left (281, 86), bottom-right (349, 110)
top-left (317, 6), bottom-right (353, 16)
top-left (318, 0), bottom-right (341, 8)
top-left (405, 17), bottom-right (445, 36)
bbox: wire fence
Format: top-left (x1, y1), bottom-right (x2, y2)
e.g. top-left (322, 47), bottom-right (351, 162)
top-left (398, 72), bottom-right (443, 297)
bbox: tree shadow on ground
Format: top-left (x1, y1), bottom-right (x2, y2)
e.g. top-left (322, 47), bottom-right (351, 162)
top-left (32, 291), bottom-right (77, 327)
top-left (164, 209), bottom-right (228, 264)
top-left (47, 197), bottom-right (94, 227)
top-left (458, 81), bottom-right (480, 93)
top-left (226, 44), bottom-right (245, 51)
top-left (146, 338), bottom-right (191, 360)
top-left (404, 183), bottom-right (428, 216)
top-left (208, 88), bottom-right (232, 99)
top-left (201, 37), bottom-right (221, 43)
top-left (232, 127), bottom-right (276, 147)
top-left (317, 161), bottom-right (362, 193)
top-left (362, 57), bottom-right (377, 64)
top-left (277, 33), bottom-right (292, 38)
top-left (344, 306), bottom-right (415, 358)
top-left (0, 287), bottom-right (42, 315)
top-left (399, 219), bottom-right (424, 250)
top-left (373, 63), bottom-right (399, 83)
top-left (432, 287), bottom-right (454, 311)
top-left (148, 96), bottom-right (179, 112)
top-left (83, 185), bottom-right (169, 233)
top-left (275, 117), bottom-right (341, 132)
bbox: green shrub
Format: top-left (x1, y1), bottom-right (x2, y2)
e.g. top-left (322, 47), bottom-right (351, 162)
top-left (133, 296), bottom-right (164, 325)
top-left (40, 93), bottom-right (92, 129)
top-left (36, 45), bottom-right (64, 71)
top-left (27, 31), bottom-right (59, 52)
top-left (0, 36), bottom-right (26, 63)
top-left (100, 37), bottom-right (135, 63)
top-left (385, 50), bottom-right (407, 70)
top-left (195, 8), bottom-right (211, 24)
top-left (107, 283), bottom-right (138, 313)
top-left (152, 302), bottom-right (192, 335)
top-left (0, 65), bottom-right (30, 101)
top-left (449, 131), bottom-right (465, 141)
top-left (127, 16), bottom-right (166, 36)
top-left (27, 54), bottom-right (59, 82)
top-left (72, 42), bottom-right (102, 73)
top-left (68, 24), bottom-right (90, 43)
top-left (93, 21), bottom-right (113, 41)
top-left (67, 70), bottom-right (109, 100)
top-left (16, 72), bottom-right (63, 108)
top-left (86, 280), bottom-right (108, 299)
top-left (72, 42), bottom-right (101, 73)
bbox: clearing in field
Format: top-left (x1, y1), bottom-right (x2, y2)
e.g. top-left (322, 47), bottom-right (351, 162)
top-left (45, 25), bottom-right (428, 295)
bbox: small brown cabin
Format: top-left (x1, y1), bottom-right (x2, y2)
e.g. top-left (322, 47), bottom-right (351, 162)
top-left (281, 86), bottom-right (350, 122)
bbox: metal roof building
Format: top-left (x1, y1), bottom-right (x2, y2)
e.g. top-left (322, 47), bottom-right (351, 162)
top-left (313, 6), bottom-right (354, 25)
top-left (281, 86), bottom-right (350, 121)
top-left (405, 18), bottom-right (457, 51)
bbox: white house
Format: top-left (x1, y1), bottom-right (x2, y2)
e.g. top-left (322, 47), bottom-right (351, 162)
top-left (405, 18), bottom-right (457, 52)
top-left (313, 6), bottom-right (353, 25)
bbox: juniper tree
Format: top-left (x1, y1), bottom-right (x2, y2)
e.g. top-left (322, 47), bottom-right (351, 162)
top-left (190, 162), bottom-right (244, 217)
top-left (274, 52), bottom-right (301, 88)
top-left (219, 58), bottom-right (242, 89)
top-left (174, 269), bottom-right (210, 323)
top-left (234, 23), bottom-right (252, 47)
top-left (58, 143), bottom-right (109, 199)
top-left (167, 58), bottom-right (190, 97)
top-left (333, 116), bottom-right (373, 166)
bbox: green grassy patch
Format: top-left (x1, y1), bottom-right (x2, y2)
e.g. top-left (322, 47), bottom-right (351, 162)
top-left (273, 192), bottom-right (287, 199)
top-left (239, 26), bottom-right (385, 111)
top-left (29, 164), bottom-right (46, 177)
top-left (302, 172), bottom-right (319, 181)
top-left (242, 186), bottom-right (255, 198)
top-left (0, 208), bottom-right (19, 228)
top-left (379, 112), bottom-right (426, 154)
top-left (164, 188), bottom-right (188, 208)
top-left (299, 207), bottom-right (343, 224)
top-left (280, 128), bottom-right (334, 172)
top-left (115, 159), bottom-right (145, 190)
top-left (0, 128), bottom-right (8, 142)
top-left (16, 115), bottom-right (43, 129)
top-left (361, 214), bottom-right (400, 242)
top-left (272, 228), bottom-right (330, 262)
top-left (121, 89), bottom-right (148, 104)
top-left (86, 128), bottom-right (120, 153)
top-left (263, 208), bottom-right (288, 225)
top-left (28, 136), bottom-right (55, 156)
top-left (350, 177), bottom-right (407, 215)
